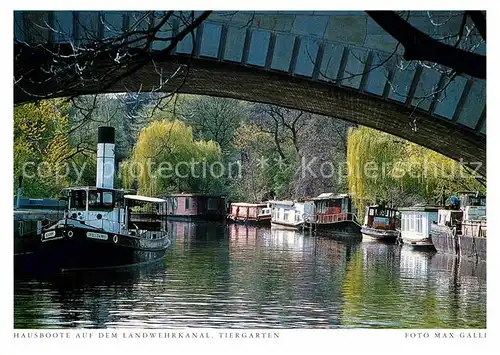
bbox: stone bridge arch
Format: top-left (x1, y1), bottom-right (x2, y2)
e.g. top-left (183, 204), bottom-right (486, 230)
top-left (14, 11), bottom-right (486, 175)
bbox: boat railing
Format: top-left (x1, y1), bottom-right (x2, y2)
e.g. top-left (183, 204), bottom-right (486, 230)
top-left (315, 212), bottom-right (360, 226)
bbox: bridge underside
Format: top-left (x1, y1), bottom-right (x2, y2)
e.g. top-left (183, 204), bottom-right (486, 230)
top-left (14, 54), bottom-right (486, 176)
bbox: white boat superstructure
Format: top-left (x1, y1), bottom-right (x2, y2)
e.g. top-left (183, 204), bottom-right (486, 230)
top-left (269, 199), bottom-right (315, 229)
top-left (399, 206), bottom-right (439, 248)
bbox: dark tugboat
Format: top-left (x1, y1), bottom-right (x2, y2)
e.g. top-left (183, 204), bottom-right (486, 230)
top-left (38, 127), bottom-right (171, 271)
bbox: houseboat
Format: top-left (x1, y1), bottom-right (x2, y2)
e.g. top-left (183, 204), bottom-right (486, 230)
top-left (399, 206), bottom-right (439, 249)
top-left (308, 193), bottom-right (361, 234)
top-left (163, 193), bottom-right (226, 221)
top-left (269, 199), bottom-right (315, 229)
top-left (227, 202), bottom-right (271, 225)
top-left (38, 127), bottom-right (171, 271)
top-left (430, 192), bottom-right (486, 261)
top-left (361, 205), bottom-right (400, 242)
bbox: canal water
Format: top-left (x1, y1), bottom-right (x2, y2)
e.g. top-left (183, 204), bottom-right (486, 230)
top-left (14, 221), bottom-right (486, 329)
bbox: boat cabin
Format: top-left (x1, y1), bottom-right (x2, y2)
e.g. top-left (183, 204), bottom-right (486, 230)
top-left (65, 186), bottom-right (166, 235)
top-left (457, 192), bottom-right (486, 221)
top-left (269, 199), bottom-right (315, 227)
top-left (437, 209), bottom-right (464, 228)
top-left (436, 192), bottom-right (487, 238)
top-left (312, 193), bottom-right (357, 224)
top-left (363, 205), bottom-right (398, 230)
top-left (163, 193), bottom-right (226, 220)
top-left (125, 194), bottom-right (167, 234)
top-left (229, 202), bottom-right (271, 222)
top-left (66, 186), bottom-right (125, 234)
top-left (399, 206), bottom-right (439, 244)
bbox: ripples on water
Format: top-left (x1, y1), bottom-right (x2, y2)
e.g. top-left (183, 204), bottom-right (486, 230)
top-left (14, 221), bottom-right (486, 329)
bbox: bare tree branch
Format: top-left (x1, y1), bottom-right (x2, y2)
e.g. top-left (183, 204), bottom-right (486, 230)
top-left (366, 11), bottom-right (485, 78)
top-left (466, 11), bottom-right (486, 41)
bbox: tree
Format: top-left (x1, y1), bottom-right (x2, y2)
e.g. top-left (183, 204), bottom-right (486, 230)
top-left (14, 99), bottom-right (76, 197)
top-left (346, 126), bottom-right (486, 218)
top-left (252, 104), bottom-right (308, 160)
top-left (293, 116), bottom-right (352, 198)
top-left (179, 95), bottom-right (247, 155)
top-left (232, 122), bottom-right (283, 202)
top-left (232, 104), bottom-right (353, 201)
top-left (68, 93), bottom-right (146, 163)
top-left (122, 118), bottom-right (222, 196)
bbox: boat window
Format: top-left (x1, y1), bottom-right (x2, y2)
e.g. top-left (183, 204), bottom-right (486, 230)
top-left (410, 214), bottom-right (415, 230)
top-left (70, 190), bottom-right (86, 209)
top-left (87, 190), bottom-right (115, 210)
top-left (369, 208), bottom-right (375, 216)
top-left (417, 217), bottom-right (422, 233)
top-left (284, 210), bottom-right (289, 221)
top-left (185, 197), bottom-right (190, 210)
top-left (88, 191), bottom-right (101, 207)
top-left (172, 197), bottom-right (178, 210)
top-left (208, 198), bottom-right (217, 210)
top-left (102, 191), bottom-right (114, 207)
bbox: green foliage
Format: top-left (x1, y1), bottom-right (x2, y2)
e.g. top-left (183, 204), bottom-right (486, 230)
top-left (14, 99), bottom-right (74, 197)
top-left (347, 126), bottom-right (486, 218)
top-left (229, 122), bottom-right (299, 202)
top-left (180, 95), bottom-right (246, 155)
top-left (122, 118), bottom-right (223, 196)
top-left (14, 94), bottom-right (350, 203)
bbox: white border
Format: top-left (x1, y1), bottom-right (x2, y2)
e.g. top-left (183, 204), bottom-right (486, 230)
top-left (2, 1), bottom-right (496, 354)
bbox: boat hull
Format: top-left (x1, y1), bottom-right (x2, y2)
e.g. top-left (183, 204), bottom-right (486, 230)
top-left (227, 216), bottom-right (271, 226)
top-left (430, 224), bottom-right (486, 261)
top-left (361, 226), bottom-right (399, 242)
top-left (401, 236), bottom-right (435, 250)
top-left (430, 224), bottom-right (457, 256)
top-left (315, 221), bottom-right (361, 233)
top-left (23, 223), bottom-right (171, 271)
top-left (271, 221), bottom-right (304, 230)
top-left (312, 221), bottom-right (362, 241)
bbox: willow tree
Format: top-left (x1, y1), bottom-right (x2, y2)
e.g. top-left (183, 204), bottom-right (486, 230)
top-left (121, 119), bottom-right (221, 196)
top-left (347, 126), bottom-right (485, 217)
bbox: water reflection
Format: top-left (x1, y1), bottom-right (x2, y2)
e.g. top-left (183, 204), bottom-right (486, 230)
top-left (14, 221), bottom-right (486, 329)
top-left (340, 244), bottom-right (486, 328)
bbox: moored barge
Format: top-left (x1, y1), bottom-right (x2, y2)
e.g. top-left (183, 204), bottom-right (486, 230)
top-left (361, 205), bottom-right (400, 242)
top-left (227, 202), bottom-right (271, 225)
top-left (430, 192), bottom-right (486, 261)
top-left (399, 206), bottom-right (439, 249)
top-left (269, 199), bottom-right (315, 230)
top-left (163, 193), bottom-right (226, 221)
top-left (306, 193), bottom-right (361, 235)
